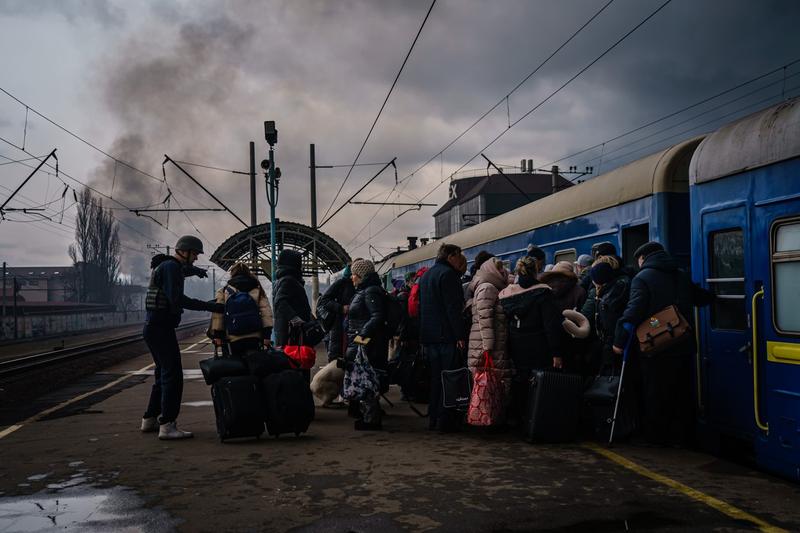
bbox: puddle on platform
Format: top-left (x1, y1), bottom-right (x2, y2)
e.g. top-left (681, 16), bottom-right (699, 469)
top-left (0, 485), bottom-right (177, 532)
top-left (181, 401), bottom-right (213, 407)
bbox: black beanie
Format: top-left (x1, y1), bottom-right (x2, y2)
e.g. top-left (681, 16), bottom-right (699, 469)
top-left (593, 242), bottom-right (617, 258)
top-left (633, 241), bottom-right (664, 260)
top-left (277, 249), bottom-right (303, 271)
top-left (526, 244), bottom-right (545, 262)
top-left (590, 262), bottom-right (615, 285)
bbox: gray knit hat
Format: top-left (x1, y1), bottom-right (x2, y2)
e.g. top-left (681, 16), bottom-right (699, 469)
top-left (351, 258), bottom-right (375, 279)
top-left (576, 254), bottom-right (593, 268)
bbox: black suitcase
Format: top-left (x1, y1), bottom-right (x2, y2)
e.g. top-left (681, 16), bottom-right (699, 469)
top-left (262, 369), bottom-right (315, 437)
top-left (584, 374), bottom-right (637, 441)
top-left (524, 370), bottom-right (583, 443)
top-left (199, 353), bottom-right (248, 385)
top-left (244, 348), bottom-right (294, 377)
top-left (211, 375), bottom-right (265, 442)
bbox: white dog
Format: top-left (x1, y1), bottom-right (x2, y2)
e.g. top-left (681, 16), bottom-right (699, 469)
top-left (310, 360), bottom-right (345, 407)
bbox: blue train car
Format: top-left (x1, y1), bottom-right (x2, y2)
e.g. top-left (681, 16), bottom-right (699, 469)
top-left (689, 97), bottom-right (800, 481)
top-left (381, 136), bottom-right (702, 280)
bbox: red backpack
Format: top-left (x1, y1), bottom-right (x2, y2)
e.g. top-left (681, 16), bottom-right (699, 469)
top-left (408, 283), bottom-right (421, 319)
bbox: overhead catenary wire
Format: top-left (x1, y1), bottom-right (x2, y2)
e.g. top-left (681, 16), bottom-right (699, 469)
top-left (319, 0), bottom-right (437, 226)
top-left (0, 86), bottom-right (163, 184)
top-left (545, 57), bottom-right (800, 174)
top-left (0, 135), bottom-right (178, 244)
top-left (352, 0), bottom-right (674, 254)
top-left (344, 0), bottom-right (617, 249)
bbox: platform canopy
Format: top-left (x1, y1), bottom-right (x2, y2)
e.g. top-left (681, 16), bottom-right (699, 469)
top-left (210, 221), bottom-right (351, 279)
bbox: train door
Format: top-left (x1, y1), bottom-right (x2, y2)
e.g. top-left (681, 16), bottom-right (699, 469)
top-left (750, 204), bottom-right (800, 480)
top-left (700, 207), bottom-right (753, 438)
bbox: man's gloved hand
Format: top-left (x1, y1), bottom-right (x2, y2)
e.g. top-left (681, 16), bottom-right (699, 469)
top-left (183, 265), bottom-right (208, 278)
top-left (354, 335), bottom-right (370, 345)
top-left (208, 301), bottom-right (224, 314)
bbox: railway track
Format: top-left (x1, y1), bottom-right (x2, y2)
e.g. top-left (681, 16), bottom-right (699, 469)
top-left (0, 320), bottom-right (208, 378)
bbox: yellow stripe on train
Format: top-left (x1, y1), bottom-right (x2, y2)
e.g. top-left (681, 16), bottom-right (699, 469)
top-left (766, 341), bottom-right (800, 365)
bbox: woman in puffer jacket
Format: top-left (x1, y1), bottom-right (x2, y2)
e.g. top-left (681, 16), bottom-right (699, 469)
top-left (467, 257), bottom-right (511, 410)
top-left (209, 263), bottom-right (274, 357)
top-left (344, 259), bottom-right (388, 431)
top-left (579, 255), bottom-right (630, 374)
top-left (499, 256), bottom-right (564, 425)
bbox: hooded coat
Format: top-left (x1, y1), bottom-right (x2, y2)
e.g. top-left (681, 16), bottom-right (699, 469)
top-left (210, 274), bottom-right (274, 342)
top-left (499, 283), bottom-right (563, 372)
top-left (580, 270), bottom-right (630, 363)
top-left (272, 250), bottom-right (312, 346)
top-left (539, 269), bottom-right (587, 312)
top-left (317, 275), bottom-right (356, 359)
top-left (345, 271), bottom-right (389, 370)
top-left (467, 260), bottom-right (510, 382)
top-left (613, 249), bottom-right (712, 351)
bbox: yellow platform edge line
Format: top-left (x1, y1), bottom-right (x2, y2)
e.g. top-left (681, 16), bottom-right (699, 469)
top-left (582, 443), bottom-right (787, 533)
top-left (0, 336), bottom-right (210, 440)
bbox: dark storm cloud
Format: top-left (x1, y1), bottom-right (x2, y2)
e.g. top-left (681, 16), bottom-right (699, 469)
top-left (0, 0), bottom-right (125, 26)
top-left (82, 0), bottom-right (800, 265)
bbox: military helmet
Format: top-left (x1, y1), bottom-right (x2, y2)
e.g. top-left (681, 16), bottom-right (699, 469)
top-left (175, 235), bottom-right (204, 254)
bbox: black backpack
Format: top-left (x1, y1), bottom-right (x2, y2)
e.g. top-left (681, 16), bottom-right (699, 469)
top-left (384, 292), bottom-right (405, 336)
top-left (224, 286), bottom-right (261, 336)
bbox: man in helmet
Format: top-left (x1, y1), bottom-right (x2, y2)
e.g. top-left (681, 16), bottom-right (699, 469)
top-left (141, 235), bottom-right (223, 440)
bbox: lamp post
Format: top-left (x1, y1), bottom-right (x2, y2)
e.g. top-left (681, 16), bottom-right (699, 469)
top-left (262, 121), bottom-right (279, 283)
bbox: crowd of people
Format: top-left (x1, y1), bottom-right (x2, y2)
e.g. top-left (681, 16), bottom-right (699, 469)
top-left (140, 233), bottom-right (711, 446)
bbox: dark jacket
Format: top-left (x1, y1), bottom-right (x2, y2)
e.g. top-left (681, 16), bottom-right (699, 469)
top-left (317, 276), bottom-right (356, 358)
top-left (581, 271), bottom-right (630, 359)
top-left (345, 272), bottom-right (389, 369)
top-left (145, 254), bottom-right (221, 328)
top-left (499, 284), bottom-right (563, 372)
top-left (540, 271), bottom-right (587, 312)
top-left (613, 250), bottom-right (711, 351)
top-left (272, 264), bottom-right (312, 346)
top-left (419, 259), bottom-right (465, 344)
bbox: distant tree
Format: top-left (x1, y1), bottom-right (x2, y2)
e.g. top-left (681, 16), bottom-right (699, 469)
top-left (68, 188), bottom-right (121, 304)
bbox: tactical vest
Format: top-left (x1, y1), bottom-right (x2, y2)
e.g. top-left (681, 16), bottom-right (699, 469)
top-left (145, 262), bottom-right (173, 312)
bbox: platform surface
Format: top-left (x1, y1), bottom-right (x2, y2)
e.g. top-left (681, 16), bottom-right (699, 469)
top-left (1, 334), bottom-right (799, 532)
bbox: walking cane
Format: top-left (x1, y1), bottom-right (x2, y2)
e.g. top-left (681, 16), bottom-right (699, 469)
top-left (609, 322), bottom-right (635, 446)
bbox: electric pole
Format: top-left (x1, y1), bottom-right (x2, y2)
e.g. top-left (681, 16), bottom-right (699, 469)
top-left (310, 144), bottom-right (319, 309)
top-left (263, 121), bottom-right (279, 283)
top-left (249, 141), bottom-right (258, 269)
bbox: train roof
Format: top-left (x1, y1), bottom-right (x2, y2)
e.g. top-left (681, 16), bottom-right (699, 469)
top-left (384, 136), bottom-right (704, 270)
top-left (690, 97), bottom-right (800, 185)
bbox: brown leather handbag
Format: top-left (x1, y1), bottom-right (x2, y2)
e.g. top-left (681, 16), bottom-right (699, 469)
top-left (635, 304), bottom-right (692, 356)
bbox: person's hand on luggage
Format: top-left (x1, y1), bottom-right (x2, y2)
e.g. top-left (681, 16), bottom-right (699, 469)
top-left (552, 356), bottom-right (563, 369)
top-left (612, 345), bottom-right (623, 355)
top-left (213, 338), bottom-right (223, 347)
top-left (457, 340), bottom-right (465, 351)
top-left (263, 339), bottom-right (272, 349)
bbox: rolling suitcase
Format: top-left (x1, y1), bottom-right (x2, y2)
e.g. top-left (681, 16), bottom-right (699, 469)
top-left (211, 375), bottom-right (265, 442)
top-left (262, 369), bottom-right (315, 437)
top-left (244, 347), bottom-right (295, 377)
top-left (524, 370), bottom-right (583, 443)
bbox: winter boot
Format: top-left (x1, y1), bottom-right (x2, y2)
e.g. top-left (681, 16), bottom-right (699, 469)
top-left (158, 421), bottom-right (193, 440)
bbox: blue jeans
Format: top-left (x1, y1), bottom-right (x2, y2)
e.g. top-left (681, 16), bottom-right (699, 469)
top-left (423, 343), bottom-right (460, 431)
top-left (143, 323), bottom-right (183, 424)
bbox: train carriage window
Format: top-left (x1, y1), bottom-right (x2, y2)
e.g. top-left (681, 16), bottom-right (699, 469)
top-left (708, 229), bottom-right (746, 330)
top-left (554, 248), bottom-right (576, 264)
top-left (772, 221), bottom-right (800, 334)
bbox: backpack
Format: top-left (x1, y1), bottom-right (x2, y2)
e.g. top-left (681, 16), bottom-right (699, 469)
top-left (224, 286), bottom-right (262, 336)
top-left (384, 292), bottom-right (405, 336)
top-left (407, 283), bottom-right (421, 319)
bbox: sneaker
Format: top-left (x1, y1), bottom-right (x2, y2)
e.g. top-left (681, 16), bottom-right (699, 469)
top-left (158, 421), bottom-right (194, 440)
top-left (140, 417), bottom-right (158, 433)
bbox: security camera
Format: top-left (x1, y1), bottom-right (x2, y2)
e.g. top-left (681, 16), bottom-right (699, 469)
top-left (260, 159), bottom-right (270, 171)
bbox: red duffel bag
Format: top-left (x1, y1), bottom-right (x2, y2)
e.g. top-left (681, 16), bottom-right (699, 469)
top-left (467, 351), bottom-right (504, 426)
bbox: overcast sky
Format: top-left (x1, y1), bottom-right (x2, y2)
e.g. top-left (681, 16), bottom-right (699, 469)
top-left (1, 0), bottom-right (799, 281)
